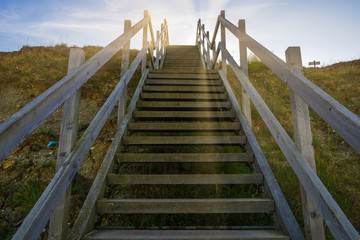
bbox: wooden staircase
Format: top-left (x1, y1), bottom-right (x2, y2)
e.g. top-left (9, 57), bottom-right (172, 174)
top-left (82, 45), bottom-right (291, 239)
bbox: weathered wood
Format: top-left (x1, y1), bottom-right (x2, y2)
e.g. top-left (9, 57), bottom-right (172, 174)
top-left (218, 43), bottom-right (359, 239)
top-left (142, 85), bottom-right (224, 93)
top-left (96, 198), bottom-right (274, 214)
top-left (142, 10), bottom-right (148, 73)
top-left (122, 136), bottom-right (246, 145)
top-left (220, 10), bottom-right (226, 78)
top-left (0, 15), bottom-right (150, 162)
top-left (286, 47), bottom-right (325, 240)
top-left (145, 79), bottom-right (222, 86)
top-left (84, 229), bottom-right (290, 240)
top-left (149, 69), bottom-right (216, 74)
top-left (140, 93), bottom-right (227, 101)
top-left (48, 48), bottom-right (85, 240)
top-left (127, 122), bottom-right (239, 131)
top-left (154, 30), bottom-right (160, 68)
top-left (12, 47), bottom-right (148, 240)
top-left (132, 110), bottom-right (235, 120)
top-left (147, 73), bottom-right (219, 79)
top-left (71, 71), bottom-right (148, 239)
top-left (136, 101), bottom-right (231, 110)
top-left (238, 19), bottom-right (251, 128)
top-left (107, 174), bottom-right (263, 185)
top-left (117, 153), bottom-right (253, 163)
top-left (210, 16), bottom-right (220, 49)
top-left (68, 69), bottom-right (149, 239)
top-left (219, 70), bottom-right (304, 239)
top-left (118, 20), bottom-right (131, 126)
top-left (219, 15), bottom-right (360, 154)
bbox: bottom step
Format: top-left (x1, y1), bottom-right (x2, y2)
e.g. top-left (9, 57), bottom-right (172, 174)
top-left (84, 229), bottom-right (290, 239)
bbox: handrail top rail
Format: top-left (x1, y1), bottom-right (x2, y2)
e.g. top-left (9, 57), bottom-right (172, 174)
top-left (200, 14), bottom-right (360, 154)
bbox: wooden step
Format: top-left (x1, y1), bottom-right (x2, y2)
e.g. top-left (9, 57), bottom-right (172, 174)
top-left (140, 93), bottom-right (227, 101)
top-left (146, 79), bottom-right (222, 86)
top-left (150, 69), bottom-right (217, 74)
top-left (106, 174), bottom-right (263, 185)
top-left (122, 136), bottom-right (246, 145)
top-left (133, 111), bottom-right (234, 120)
top-left (128, 122), bottom-right (239, 131)
top-left (84, 229), bottom-right (290, 240)
top-left (136, 102), bottom-right (231, 110)
top-left (96, 198), bottom-right (275, 214)
top-left (162, 67), bottom-right (204, 70)
top-left (142, 86), bottom-right (224, 93)
top-left (116, 153), bottom-right (254, 163)
top-left (147, 73), bottom-right (219, 80)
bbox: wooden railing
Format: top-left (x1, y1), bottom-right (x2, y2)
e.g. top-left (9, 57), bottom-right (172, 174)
top-left (197, 10), bottom-right (360, 240)
top-left (0, 10), bottom-right (167, 240)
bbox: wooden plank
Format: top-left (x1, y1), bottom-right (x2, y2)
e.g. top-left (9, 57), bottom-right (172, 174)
top-left (220, 10), bottom-right (226, 78)
top-left (0, 15), bottom-right (150, 162)
top-left (48, 48), bottom-right (85, 240)
top-left (238, 19), bottom-right (252, 128)
top-left (218, 43), bottom-right (359, 239)
top-left (122, 136), bottom-right (246, 145)
top-left (140, 93), bottom-right (227, 101)
top-left (219, 16), bottom-right (360, 154)
top-left (285, 47), bottom-right (325, 240)
top-left (96, 198), bottom-right (275, 214)
top-left (154, 30), bottom-right (160, 68)
top-left (142, 85), bottom-right (224, 93)
top-left (147, 73), bottom-right (219, 79)
top-left (107, 174), bottom-right (263, 185)
top-left (127, 122), bottom-right (239, 131)
top-left (84, 229), bottom-right (290, 240)
top-left (132, 110), bottom-right (235, 120)
top-left (117, 153), bottom-right (253, 163)
top-left (118, 20), bottom-right (131, 126)
top-left (69, 69), bottom-right (149, 239)
top-left (141, 11), bottom-right (148, 73)
top-left (136, 101), bottom-right (231, 110)
top-left (145, 79), bottom-right (222, 86)
top-left (219, 70), bottom-right (304, 239)
top-left (149, 69), bottom-right (217, 74)
top-left (12, 48), bottom-right (148, 240)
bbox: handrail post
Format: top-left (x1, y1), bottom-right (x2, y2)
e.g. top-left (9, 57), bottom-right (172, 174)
top-left (155, 30), bottom-right (160, 69)
top-left (48, 48), bottom-right (85, 240)
top-left (195, 20), bottom-right (199, 45)
top-left (238, 20), bottom-right (251, 128)
top-left (118, 20), bottom-right (131, 126)
top-left (142, 10), bottom-right (148, 73)
top-left (286, 47), bottom-right (325, 240)
top-left (220, 10), bottom-right (226, 77)
top-left (161, 23), bottom-right (164, 61)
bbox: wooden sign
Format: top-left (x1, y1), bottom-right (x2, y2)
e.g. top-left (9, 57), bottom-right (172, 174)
top-left (308, 60), bottom-right (320, 67)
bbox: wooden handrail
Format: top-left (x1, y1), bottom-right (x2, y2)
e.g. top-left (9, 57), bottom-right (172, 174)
top-left (218, 42), bottom-right (359, 240)
top-left (0, 16), bottom-right (150, 162)
top-left (218, 15), bottom-right (360, 154)
top-left (12, 45), bottom-right (148, 240)
top-left (210, 16), bottom-right (220, 49)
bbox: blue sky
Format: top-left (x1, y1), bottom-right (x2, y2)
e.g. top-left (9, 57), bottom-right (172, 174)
top-left (1, 0), bottom-right (359, 66)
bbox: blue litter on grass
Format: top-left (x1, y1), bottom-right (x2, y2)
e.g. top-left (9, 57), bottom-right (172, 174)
top-left (47, 141), bottom-right (57, 147)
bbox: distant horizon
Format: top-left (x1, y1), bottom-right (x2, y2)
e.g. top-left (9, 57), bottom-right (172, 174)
top-left (1, 0), bottom-right (360, 66)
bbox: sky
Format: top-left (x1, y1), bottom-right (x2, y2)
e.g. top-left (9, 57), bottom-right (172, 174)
top-left (1, 0), bottom-right (360, 66)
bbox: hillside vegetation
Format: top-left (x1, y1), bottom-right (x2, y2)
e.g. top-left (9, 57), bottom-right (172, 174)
top-left (0, 45), bottom-right (359, 239)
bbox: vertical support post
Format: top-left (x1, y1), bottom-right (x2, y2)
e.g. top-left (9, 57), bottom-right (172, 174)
top-left (286, 47), bottom-right (325, 240)
top-left (118, 20), bottom-right (131, 126)
top-left (238, 20), bottom-right (251, 128)
top-left (161, 23), bottom-right (164, 59)
top-left (155, 30), bottom-right (160, 69)
top-left (142, 10), bottom-right (148, 73)
top-left (48, 48), bottom-right (85, 240)
top-left (220, 10), bottom-right (226, 77)
top-left (165, 19), bottom-right (169, 45)
top-left (195, 20), bottom-right (199, 45)
top-left (206, 31), bottom-right (210, 57)
top-left (202, 24), bottom-right (206, 68)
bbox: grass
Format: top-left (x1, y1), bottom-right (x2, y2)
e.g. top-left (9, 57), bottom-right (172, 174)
top-left (227, 56), bottom-right (360, 237)
top-left (0, 45), bottom-right (359, 238)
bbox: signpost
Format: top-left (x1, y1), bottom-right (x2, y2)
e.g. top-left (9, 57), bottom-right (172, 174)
top-left (308, 60), bottom-right (320, 67)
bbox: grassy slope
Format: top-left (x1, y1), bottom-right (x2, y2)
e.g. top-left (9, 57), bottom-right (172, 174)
top-left (0, 45), bottom-right (359, 238)
top-left (227, 58), bottom-right (360, 236)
